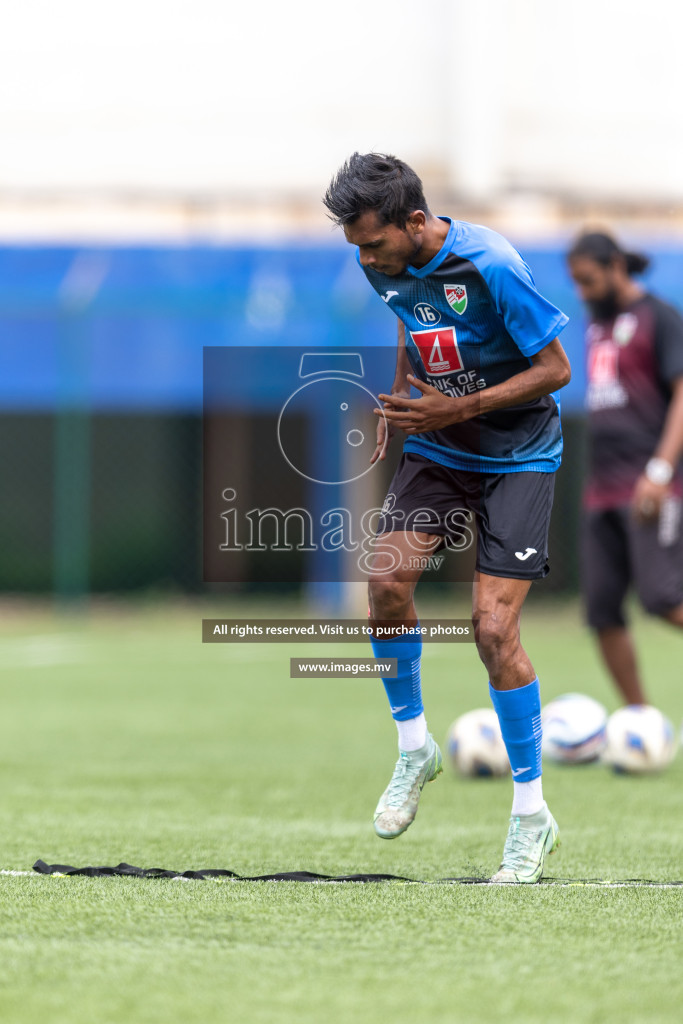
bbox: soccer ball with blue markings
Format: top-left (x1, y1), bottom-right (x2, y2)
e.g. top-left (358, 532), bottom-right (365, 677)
top-left (602, 705), bottom-right (678, 773)
top-left (446, 708), bottom-right (510, 778)
top-left (541, 693), bottom-right (608, 764)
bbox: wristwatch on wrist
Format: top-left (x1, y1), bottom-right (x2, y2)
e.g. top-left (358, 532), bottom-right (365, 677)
top-left (645, 457), bottom-right (674, 486)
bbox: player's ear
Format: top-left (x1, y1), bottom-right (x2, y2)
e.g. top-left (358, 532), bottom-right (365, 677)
top-left (405, 210), bottom-right (426, 233)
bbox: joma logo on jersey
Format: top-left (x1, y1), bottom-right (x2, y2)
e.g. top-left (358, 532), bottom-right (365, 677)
top-left (444, 284), bottom-right (467, 315)
top-left (410, 326), bottom-right (463, 377)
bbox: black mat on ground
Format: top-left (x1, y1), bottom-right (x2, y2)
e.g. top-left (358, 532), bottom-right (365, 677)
top-left (32, 861), bottom-right (683, 885)
top-left (32, 861), bottom-right (424, 882)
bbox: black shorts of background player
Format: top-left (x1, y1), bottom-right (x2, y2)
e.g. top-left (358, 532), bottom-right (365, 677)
top-left (568, 231), bottom-right (683, 705)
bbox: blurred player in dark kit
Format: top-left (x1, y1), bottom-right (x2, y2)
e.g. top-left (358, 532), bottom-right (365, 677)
top-left (568, 231), bottom-right (683, 705)
top-left (324, 153), bottom-right (571, 883)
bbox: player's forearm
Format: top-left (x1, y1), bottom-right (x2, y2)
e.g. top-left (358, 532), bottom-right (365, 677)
top-left (469, 363), bottom-right (568, 417)
top-left (392, 322), bottom-right (412, 394)
top-left (378, 338), bottom-right (570, 433)
top-left (652, 378), bottom-right (683, 468)
top-left (389, 358), bottom-right (560, 424)
top-left (452, 345), bottom-right (570, 421)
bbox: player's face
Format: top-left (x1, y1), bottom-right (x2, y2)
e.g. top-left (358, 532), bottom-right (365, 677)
top-left (343, 210), bottom-right (425, 276)
top-left (568, 256), bottom-right (620, 319)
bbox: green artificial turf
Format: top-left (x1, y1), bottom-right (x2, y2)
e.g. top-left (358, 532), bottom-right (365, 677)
top-left (0, 597), bottom-right (681, 1024)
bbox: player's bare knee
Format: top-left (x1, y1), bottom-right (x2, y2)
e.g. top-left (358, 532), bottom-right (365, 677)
top-left (637, 589), bottom-right (671, 618)
top-left (652, 601), bottom-right (683, 626)
top-left (473, 611), bottom-right (520, 664)
top-left (368, 577), bottom-right (412, 619)
top-left (662, 603), bottom-right (683, 627)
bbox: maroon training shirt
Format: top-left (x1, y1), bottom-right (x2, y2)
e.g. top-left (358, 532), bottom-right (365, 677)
top-left (584, 293), bottom-right (683, 508)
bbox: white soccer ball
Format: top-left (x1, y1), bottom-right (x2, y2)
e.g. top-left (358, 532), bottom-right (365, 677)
top-left (446, 708), bottom-right (510, 777)
top-left (602, 705), bottom-right (678, 773)
top-left (541, 693), bottom-right (608, 764)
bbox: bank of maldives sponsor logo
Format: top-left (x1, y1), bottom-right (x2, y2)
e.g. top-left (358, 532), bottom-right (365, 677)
top-left (410, 326), bottom-right (463, 376)
top-left (444, 284), bottom-right (467, 315)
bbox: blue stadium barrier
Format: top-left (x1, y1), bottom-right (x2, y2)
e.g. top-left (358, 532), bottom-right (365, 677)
top-left (3, 239), bottom-right (681, 598)
top-left (4, 239), bottom-right (681, 414)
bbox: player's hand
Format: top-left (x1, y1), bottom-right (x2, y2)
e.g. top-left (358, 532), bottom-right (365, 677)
top-left (631, 474), bottom-right (668, 523)
top-left (374, 375), bottom-right (474, 434)
top-left (370, 388), bottom-right (409, 463)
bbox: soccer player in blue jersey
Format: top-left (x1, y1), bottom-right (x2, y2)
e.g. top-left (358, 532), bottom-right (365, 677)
top-left (323, 153), bottom-right (571, 883)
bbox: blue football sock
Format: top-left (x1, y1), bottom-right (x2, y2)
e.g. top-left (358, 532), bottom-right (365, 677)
top-left (489, 678), bottom-right (542, 783)
top-left (370, 627), bottom-right (423, 721)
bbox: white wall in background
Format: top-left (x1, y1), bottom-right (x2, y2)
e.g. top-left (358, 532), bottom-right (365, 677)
top-left (0, 0), bottom-right (681, 201)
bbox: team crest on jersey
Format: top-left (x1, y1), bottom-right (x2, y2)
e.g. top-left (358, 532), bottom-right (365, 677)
top-left (410, 326), bottom-right (464, 377)
top-left (444, 284), bottom-right (467, 315)
top-left (613, 313), bottom-right (637, 346)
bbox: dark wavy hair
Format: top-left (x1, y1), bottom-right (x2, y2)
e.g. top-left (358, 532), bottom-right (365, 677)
top-left (323, 153), bottom-right (429, 228)
top-left (568, 231), bottom-right (650, 276)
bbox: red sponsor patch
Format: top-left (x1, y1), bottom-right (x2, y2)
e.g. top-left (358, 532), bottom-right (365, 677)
top-left (588, 342), bottom-right (618, 384)
top-left (410, 326), bottom-right (463, 377)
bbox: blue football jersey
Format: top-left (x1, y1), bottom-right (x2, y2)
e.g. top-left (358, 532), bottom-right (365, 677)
top-left (358, 218), bottom-right (569, 473)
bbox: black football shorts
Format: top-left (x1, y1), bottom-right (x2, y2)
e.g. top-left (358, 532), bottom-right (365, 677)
top-left (376, 452), bottom-right (555, 580)
top-left (581, 501), bottom-right (683, 628)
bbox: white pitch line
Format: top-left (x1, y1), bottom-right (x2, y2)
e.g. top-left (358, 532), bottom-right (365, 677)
top-left (481, 881), bottom-right (683, 889)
